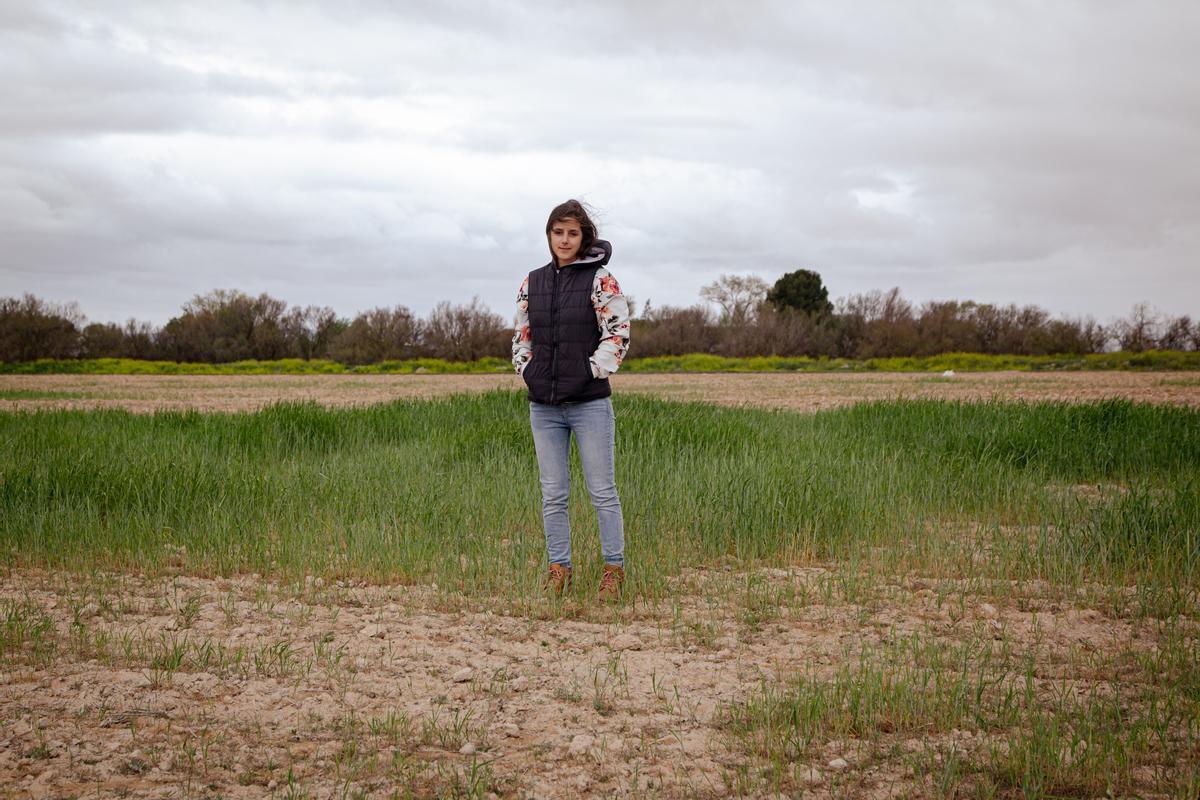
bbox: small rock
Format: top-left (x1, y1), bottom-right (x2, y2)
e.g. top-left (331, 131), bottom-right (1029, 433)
top-left (452, 667), bottom-right (473, 683)
top-left (268, 779), bottom-right (278, 790)
top-left (942, 369), bottom-right (956, 377)
top-left (509, 675), bottom-right (529, 692)
top-left (495, 723), bottom-right (520, 738)
top-left (574, 774), bottom-right (590, 791)
top-left (568, 734), bottom-right (595, 757)
top-left (802, 766), bottom-right (824, 786)
top-left (361, 624), bottom-right (386, 638)
top-left (28, 769), bottom-right (56, 800)
top-left (978, 603), bottom-right (998, 619)
top-left (610, 634), bottom-right (641, 651)
top-left (827, 757), bottom-right (849, 771)
top-left (459, 742), bottom-right (476, 755)
top-left (162, 617), bottom-right (178, 631)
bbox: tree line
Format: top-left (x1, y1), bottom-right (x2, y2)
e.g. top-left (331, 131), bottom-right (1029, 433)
top-left (2, 270), bottom-right (1196, 364)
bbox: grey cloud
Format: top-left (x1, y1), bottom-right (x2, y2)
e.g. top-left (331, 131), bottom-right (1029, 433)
top-left (1, 0), bottom-right (1197, 326)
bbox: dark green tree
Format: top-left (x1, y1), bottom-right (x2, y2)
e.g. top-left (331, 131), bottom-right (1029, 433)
top-left (767, 269), bottom-right (833, 315)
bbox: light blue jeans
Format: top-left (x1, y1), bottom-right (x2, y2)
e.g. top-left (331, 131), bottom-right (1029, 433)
top-left (529, 397), bottom-right (624, 569)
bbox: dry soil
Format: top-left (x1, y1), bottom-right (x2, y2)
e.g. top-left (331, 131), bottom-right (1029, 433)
top-left (2, 370), bottom-right (1198, 414)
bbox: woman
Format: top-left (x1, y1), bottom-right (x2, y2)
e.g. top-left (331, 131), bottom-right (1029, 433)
top-left (512, 200), bottom-right (631, 601)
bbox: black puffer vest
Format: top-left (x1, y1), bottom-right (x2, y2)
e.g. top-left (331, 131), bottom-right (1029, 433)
top-left (522, 240), bottom-right (613, 405)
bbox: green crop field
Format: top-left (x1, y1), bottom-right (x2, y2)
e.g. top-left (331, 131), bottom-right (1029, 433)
top-left (2, 392), bottom-right (1197, 797)
top-left (4, 393), bottom-right (1197, 593)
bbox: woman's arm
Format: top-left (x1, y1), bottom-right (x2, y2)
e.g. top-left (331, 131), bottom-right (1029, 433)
top-left (512, 275), bottom-right (532, 375)
top-left (590, 268), bottom-right (631, 378)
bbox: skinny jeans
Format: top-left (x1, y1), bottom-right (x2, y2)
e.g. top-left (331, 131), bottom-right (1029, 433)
top-left (528, 397), bottom-right (624, 569)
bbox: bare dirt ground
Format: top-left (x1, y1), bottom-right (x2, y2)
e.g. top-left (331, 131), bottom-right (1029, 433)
top-left (0, 566), bottom-right (1173, 799)
top-left (2, 370), bottom-right (1199, 414)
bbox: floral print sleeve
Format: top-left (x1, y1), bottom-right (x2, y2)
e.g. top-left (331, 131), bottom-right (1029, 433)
top-left (590, 268), bottom-right (631, 378)
top-left (511, 275), bottom-right (532, 375)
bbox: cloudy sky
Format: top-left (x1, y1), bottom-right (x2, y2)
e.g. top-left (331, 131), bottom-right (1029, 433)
top-left (2, 1), bottom-right (1197, 326)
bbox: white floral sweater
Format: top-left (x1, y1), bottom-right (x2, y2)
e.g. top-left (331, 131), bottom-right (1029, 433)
top-left (512, 268), bottom-right (631, 378)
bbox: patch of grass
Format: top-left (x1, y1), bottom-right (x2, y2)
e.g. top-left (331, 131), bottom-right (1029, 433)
top-left (722, 632), bottom-right (1200, 798)
top-left (0, 599), bottom-right (58, 667)
top-left (418, 708), bottom-right (484, 752)
top-left (720, 636), bottom-right (1014, 763)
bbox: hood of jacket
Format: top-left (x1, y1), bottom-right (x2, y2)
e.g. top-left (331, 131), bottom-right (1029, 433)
top-left (549, 238), bottom-right (611, 270)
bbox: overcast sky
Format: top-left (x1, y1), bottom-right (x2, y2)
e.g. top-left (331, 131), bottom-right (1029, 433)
top-left (2, 1), bottom-right (1197, 326)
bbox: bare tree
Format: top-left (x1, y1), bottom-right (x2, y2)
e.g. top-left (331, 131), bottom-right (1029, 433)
top-left (838, 288), bottom-right (918, 358)
top-left (282, 305), bottom-right (345, 360)
top-left (916, 301), bottom-right (981, 355)
top-left (1158, 315), bottom-right (1194, 351)
top-left (729, 304), bottom-right (837, 357)
top-left (422, 297), bottom-right (508, 361)
top-left (630, 304), bottom-right (719, 357)
top-left (329, 306), bottom-right (422, 365)
top-left (1114, 303), bottom-right (1161, 352)
top-left (699, 274), bottom-right (770, 326)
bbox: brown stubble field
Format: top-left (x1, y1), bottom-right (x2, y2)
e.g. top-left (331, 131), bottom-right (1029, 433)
top-left (2, 370), bottom-right (1200, 413)
top-left (3, 564), bottom-right (1167, 800)
top-left (2, 372), bottom-right (1198, 798)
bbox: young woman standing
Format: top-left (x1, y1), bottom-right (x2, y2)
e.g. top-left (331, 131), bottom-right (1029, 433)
top-left (512, 200), bottom-right (631, 601)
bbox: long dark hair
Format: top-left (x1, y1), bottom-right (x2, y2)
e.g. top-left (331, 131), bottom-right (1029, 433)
top-left (545, 199), bottom-right (598, 262)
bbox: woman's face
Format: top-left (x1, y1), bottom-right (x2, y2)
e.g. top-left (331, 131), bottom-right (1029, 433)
top-left (548, 218), bottom-right (583, 265)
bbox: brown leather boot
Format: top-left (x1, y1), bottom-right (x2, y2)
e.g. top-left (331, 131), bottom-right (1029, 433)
top-left (544, 563), bottom-right (572, 596)
top-left (597, 564), bottom-right (624, 603)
